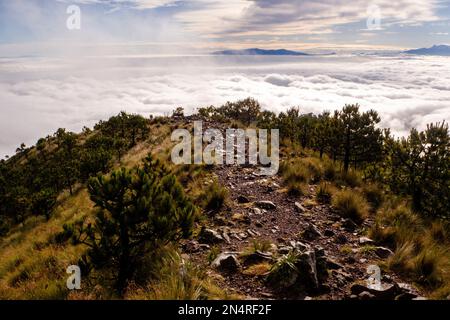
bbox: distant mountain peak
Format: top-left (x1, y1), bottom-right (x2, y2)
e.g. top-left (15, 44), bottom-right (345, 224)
top-left (212, 48), bottom-right (310, 56)
top-left (405, 44), bottom-right (450, 56)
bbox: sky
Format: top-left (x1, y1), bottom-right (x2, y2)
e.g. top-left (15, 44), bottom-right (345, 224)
top-left (0, 1), bottom-right (450, 157)
top-left (1, 0), bottom-right (450, 54)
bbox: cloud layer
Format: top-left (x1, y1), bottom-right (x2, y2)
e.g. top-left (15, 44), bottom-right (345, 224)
top-left (0, 54), bottom-right (449, 156)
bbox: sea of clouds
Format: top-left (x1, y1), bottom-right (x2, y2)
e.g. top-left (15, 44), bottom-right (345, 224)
top-left (0, 54), bottom-right (449, 156)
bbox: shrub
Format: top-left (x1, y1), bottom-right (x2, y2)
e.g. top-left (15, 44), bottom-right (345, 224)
top-left (323, 162), bottom-right (337, 181)
top-left (201, 181), bottom-right (228, 213)
top-left (207, 246), bottom-right (221, 264)
top-left (71, 155), bottom-right (196, 295)
top-left (339, 170), bottom-right (362, 188)
top-left (362, 184), bottom-right (384, 211)
top-left (266, 251), bottom-right (298, 289)
top-left (287, 180), bottom-right (308, 197)
top-left (332, 189), bottom-right (369, 223)
top-left (282, 162), bottom-right (310, 184)
top-left (299, 158), bottom-right (323, 182)
top-left (242, 239), bottom-right (272, 257)
top-left (316, 182), bottom-right (333, 204)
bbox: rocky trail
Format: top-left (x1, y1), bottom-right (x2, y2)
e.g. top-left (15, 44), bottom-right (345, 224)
top-left (181, 121), bottom-right (424, 300)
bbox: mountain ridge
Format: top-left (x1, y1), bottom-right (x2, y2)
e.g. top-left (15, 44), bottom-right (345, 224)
top-left (212, 48), bottom-right (310, 56)
top-left (405, 44), bottom-right (450, 56)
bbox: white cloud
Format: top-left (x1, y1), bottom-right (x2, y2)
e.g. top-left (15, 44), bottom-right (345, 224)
top-left (0, 54), bottom-right (449, 156)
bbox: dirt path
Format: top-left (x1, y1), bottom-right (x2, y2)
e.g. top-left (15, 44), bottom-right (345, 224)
top-left (183, 121), bottom-right (422, 300)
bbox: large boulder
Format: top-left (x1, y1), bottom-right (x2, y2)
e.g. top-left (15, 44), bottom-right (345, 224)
top-left (295, 250), bottom-right (319, 291)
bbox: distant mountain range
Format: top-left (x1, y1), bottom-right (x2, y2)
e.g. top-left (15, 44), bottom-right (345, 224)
top-left (405, 45), bottom-right (450, 56)
top-left (212, 48), bottom-right (310, 56)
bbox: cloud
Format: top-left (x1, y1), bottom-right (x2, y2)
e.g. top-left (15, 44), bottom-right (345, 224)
top-left (0, 54), bottom-right (449, 156)
top-left (172, 0), bottom-right (441, 38)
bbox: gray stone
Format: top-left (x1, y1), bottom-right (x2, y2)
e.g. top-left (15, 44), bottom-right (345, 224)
top-left (336, 234), bottom-right (348, 244)
top-left (294, 202), bottom-right (306, 213)
top-left (278, 246), bottom-right (292, 254)
top-left (326, 258), bottom-right (344, 270)
top-left (222, 232), bottom-right (231, 244)
top-left (350, 283), bottom-right (400, 300)
top-left (199, 228), bottom-right (223, 244)
top-left (359, 236), bottom-right (375, 245)
top-left (358, 291), bottom-right (376, 300)
top-left (237, 195), bottom-right (250, 203)
top-left (375, 246), bottom-right (394, 259)
top-left (243, 251), bottom-right (273, 266)
top-left (252, 208), bottom-right (262, 215)
top-left (212, 253), bottom-right (240, 271)
top-left (302, 223), bottom-right (323, 240)
top-left (342, 219), bottom-right (358, 231)
top-left (296, 250), bottom-right (319, 290)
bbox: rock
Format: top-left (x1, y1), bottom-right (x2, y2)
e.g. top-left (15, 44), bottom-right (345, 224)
top-left (199, 228), bottom-right (223, 244)
top-left (255, 200), bottom-right (277, 210)
top-left (183, 240), bottom-right (200, 253)
top-left (212, 253), bottom-right (240, 272)
top-left (199, 244), bottom-right (210, 251)
top-left (358, 291), bottom-right (376, 300)
top-left (314, 246), bottom-right (326, 258)
top-left (278, 246), bottom-right (292, 254)
top-left (350, 283), bottom-right (400, 300)
top-left (243, 251), bottom-right (273, 266)
top-left (289, 240), bottom-right (310, 252)
top-left (252, 208), bottom-right (262, 215)
top-left (237, 195), bottom-right (250, 203)
top-left (359, 237), bottom-right (375, 245)
top-left (342, 219), bottom-right (358, 231)
top-left (375, 247), bottom-right (394, 259)
top-left (296, 250), bottom-right (319, 291)
top-left (331, 270), bottom-right (352, 286)
top-left (324, 229), bottom-right (335, 237)
top-left (395, 292), bottom-right (418, 300)
top-left (255, 221), bottom-right (263, 228)
top-left (326, 258), bottom-right (344, 270)
top-left (336, 234), bottom-right (348, 244)
top-left (294, 202), bottom-right (306, 213)
top-left (344, 256), bottom-right (356, 264)
top-left (302, 223), bottom-right (323, 241)
top-left (247, 229), bottom-right (260, 237)
top-left (222, 232), bottom-right (231, 244)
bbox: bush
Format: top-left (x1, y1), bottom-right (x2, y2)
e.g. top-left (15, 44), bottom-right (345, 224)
top-left (362, 184), bottom-right (384, 211)
top-left (316, 182), bottom-right (334, 204)
top-left (71, 155), bottom-right (196, 295)
top-left (339, 170), bottom-right (362, 188)
top-left (287, 181), bottom-right (308, 197)
top-left (201, 181), bottom-right (228, 213)
top-left (323, 162), bottom-right (337, 181)
top-left (332, 189), bottom-right (369, 223)
top-left (299, 158), bottom-right (323, 182)
top-left (266, 252), bottom-right (298, 289)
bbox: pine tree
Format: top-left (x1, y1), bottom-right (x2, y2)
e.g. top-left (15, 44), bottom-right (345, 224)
top-left (75, 155), bottom-right (196, 294)
top-left (334, 104), bottom-right (383, 173)
top-left (385, 122), bottom-right (450, 218)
